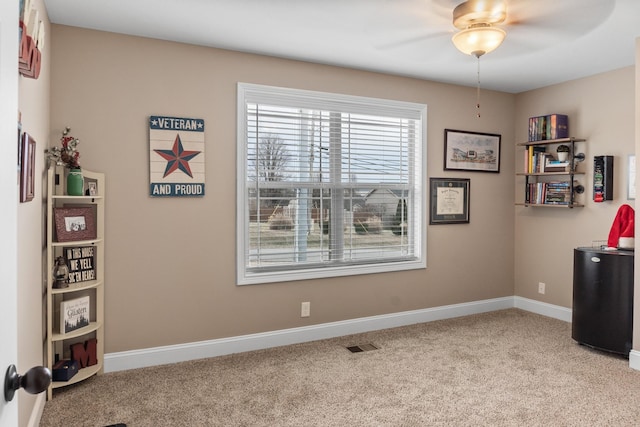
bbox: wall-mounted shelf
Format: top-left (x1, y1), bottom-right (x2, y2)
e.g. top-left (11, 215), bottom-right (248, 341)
top-left (516, 137), bottom-right (587, 208)
top-left (517, 137), bottom-right (586, 147)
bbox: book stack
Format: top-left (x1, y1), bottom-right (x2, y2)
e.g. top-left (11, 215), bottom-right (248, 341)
top-left (528, 114), bottom-right (569, 141)
top-left (524, 147), bottom-right (571, 173)
top-left (526, 181), bottom-right (571, 205)
top-left (544, 182), bottom-right (571, 204)
top-left (543, 159), bottom-right (570, 173)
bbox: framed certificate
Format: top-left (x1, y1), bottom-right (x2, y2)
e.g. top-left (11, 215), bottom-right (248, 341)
top-left (429, 177), bottom-right (470, 224)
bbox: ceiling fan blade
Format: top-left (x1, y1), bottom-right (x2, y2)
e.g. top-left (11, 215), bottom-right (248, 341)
top-left (374, 30), bottom-right (452, 50)
top-left (495, 0), bottom-right (615, 55)
top-left (364, 0), bottom-right (453, 50)
top-left (506, 0), bottom-right (614, 34)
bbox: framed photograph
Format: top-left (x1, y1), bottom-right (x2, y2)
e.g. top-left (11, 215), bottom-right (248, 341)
top-left (444, 129), bottom-right (501, 173)
top-left (87, 182), bottom-right (97, 196)
top-left (20, 132), bottom-right (35, 203)
top-left (54, 206), bottom-right (97, 242)
top-left (429, 178), bottom-right (470, 224)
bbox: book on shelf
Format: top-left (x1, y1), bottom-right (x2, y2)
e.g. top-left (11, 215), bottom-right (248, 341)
top-left (60, 296), bottom-right (90, 334)
top-left (528, 114), bottom-right (569, 141)
top-left (547, 114), bottom-right (569, 140)
top-left (526, 182), bottom-right (547, 204)
top-left (525, 146), bottom-right (547, 173)
top-left (546, 160), bottom-right (569, 166)
top-left (543, 159), bottom-right (570, 173)
top-left (526, 181), bottom-right (571, 205)
top-left (523, 148), bottom-right (571, 173)
top-left (545, 181), bottom-right (571, 204)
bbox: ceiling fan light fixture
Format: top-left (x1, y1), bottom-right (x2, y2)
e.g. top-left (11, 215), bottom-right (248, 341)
top-left (452, 24), bottom-right (506, 57)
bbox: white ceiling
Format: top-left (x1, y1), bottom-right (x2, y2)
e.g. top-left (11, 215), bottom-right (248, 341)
top-left (43, 0), bottom-right (640, 93)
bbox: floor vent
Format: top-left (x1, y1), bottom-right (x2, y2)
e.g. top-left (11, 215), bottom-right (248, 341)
top-left (346, 343), bottom-right (379, 353)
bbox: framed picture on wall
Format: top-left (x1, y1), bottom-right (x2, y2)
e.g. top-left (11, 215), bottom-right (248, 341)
top-left (20, 132), bottom-right (36, 203)
top-left (429, 177), bottom-right (470, 224)
top-left (444, 129), bottom-right (501, 173)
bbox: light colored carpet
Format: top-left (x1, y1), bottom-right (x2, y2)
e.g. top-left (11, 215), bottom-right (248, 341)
top-left (40, 309), bottom-right (640, 426)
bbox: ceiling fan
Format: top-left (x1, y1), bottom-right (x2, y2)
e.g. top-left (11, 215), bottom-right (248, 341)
top-left (367, 0), bottom-right (613, 115)
top-left (370, 0), bottom-right (612, 60)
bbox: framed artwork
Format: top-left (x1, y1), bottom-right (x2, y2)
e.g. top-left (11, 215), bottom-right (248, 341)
top-left (149, 115), bottom-right (205, 197)
top-left (20, 132), bottom-right (36, 203)
top-left (54, 206), bottom-right (97, 242)
top-left (444, 129), bottom-right (501, 173)
top-left (429, 177), bottom-right (470, 224)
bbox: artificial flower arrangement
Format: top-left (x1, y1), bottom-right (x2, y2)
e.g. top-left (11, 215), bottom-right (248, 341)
top-left (46, 127), bottom-right (81, 169)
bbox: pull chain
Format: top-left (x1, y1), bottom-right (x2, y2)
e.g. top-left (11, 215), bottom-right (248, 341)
top-left (476, 55), bottom-right (481, 118)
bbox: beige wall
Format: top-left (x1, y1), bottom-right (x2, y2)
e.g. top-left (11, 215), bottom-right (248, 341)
top-left (17, 0), bottom-right (50, 424)
top-left (514, 67), bottom-right (636, 307)
top-left (49, 25), bottom-right (516, 353)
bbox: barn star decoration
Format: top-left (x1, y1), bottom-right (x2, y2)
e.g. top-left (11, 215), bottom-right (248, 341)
top-left (154, 134), bottom-right (201, 178)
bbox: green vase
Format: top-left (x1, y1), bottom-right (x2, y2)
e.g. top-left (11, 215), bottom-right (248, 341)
top-left (67, 168), bottom-right (84, 196)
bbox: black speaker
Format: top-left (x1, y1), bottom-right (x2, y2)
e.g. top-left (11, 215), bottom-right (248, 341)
top-left (593, 155), bottom-right (613, 202)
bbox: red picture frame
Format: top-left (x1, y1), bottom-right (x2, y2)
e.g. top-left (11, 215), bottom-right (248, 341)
top-left (53, 207), bottom-right (97, 242)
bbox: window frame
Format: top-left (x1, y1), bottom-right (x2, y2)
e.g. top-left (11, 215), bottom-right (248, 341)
top-left (237, 83), bottom-right (427, 285)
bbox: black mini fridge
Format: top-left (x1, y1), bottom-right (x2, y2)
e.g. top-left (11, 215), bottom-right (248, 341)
top-left (572, 247), bottom-right (634, 356)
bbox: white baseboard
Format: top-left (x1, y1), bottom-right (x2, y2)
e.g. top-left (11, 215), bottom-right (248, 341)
top-left (104, 296), bottom-right (576, 373)
top-left (105, 296), bottom-right (513, 372)
top-left (27, 393), bottom-right (46, 427)
top-left (629, 350), bottom-right (640, 370)
top-left (513, 296), bottom-right (572, 322)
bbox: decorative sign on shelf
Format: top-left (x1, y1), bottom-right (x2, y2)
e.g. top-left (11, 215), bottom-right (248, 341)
top-left (149, 115), bottom-right (205, 197)
top-left (64, 246), bottom-right (96, 284)
top-left (60, 296), bottom-right (90, 334)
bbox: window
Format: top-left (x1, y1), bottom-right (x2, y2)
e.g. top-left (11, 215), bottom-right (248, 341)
top-left (237, 83), bottom-right (426, 285)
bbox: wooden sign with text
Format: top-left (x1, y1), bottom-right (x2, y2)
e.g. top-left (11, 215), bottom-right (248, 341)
top-left (64, 246), bottom-right (96, 284)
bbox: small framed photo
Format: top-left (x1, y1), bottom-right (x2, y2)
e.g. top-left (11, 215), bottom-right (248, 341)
top-left (429, 177), bottom-right (470, 224)
top-left (444, 129), bottom-right (501, 173)
top-left (87, 182), bottom-right (97, 196)
top-left (54, 207), bottom-right (97, 242)
top-left (19, 132), bottom-right (36, 203)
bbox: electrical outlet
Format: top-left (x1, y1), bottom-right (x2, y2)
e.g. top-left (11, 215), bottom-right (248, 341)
top-left (538, 282), bottom-right (546, 294)
top-left (301, 301), bottom-right (310, 317)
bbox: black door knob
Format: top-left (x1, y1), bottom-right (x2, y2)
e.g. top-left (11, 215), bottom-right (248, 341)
top-left (4, 364), bottom-right (52, 402)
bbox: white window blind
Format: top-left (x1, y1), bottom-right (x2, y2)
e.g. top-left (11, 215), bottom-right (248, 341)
top-left (237, 83), bottom-right (426, 284)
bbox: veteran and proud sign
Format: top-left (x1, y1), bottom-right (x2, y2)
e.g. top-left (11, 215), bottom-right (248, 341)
top-left (149, 115), bottom-right (205, 197)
